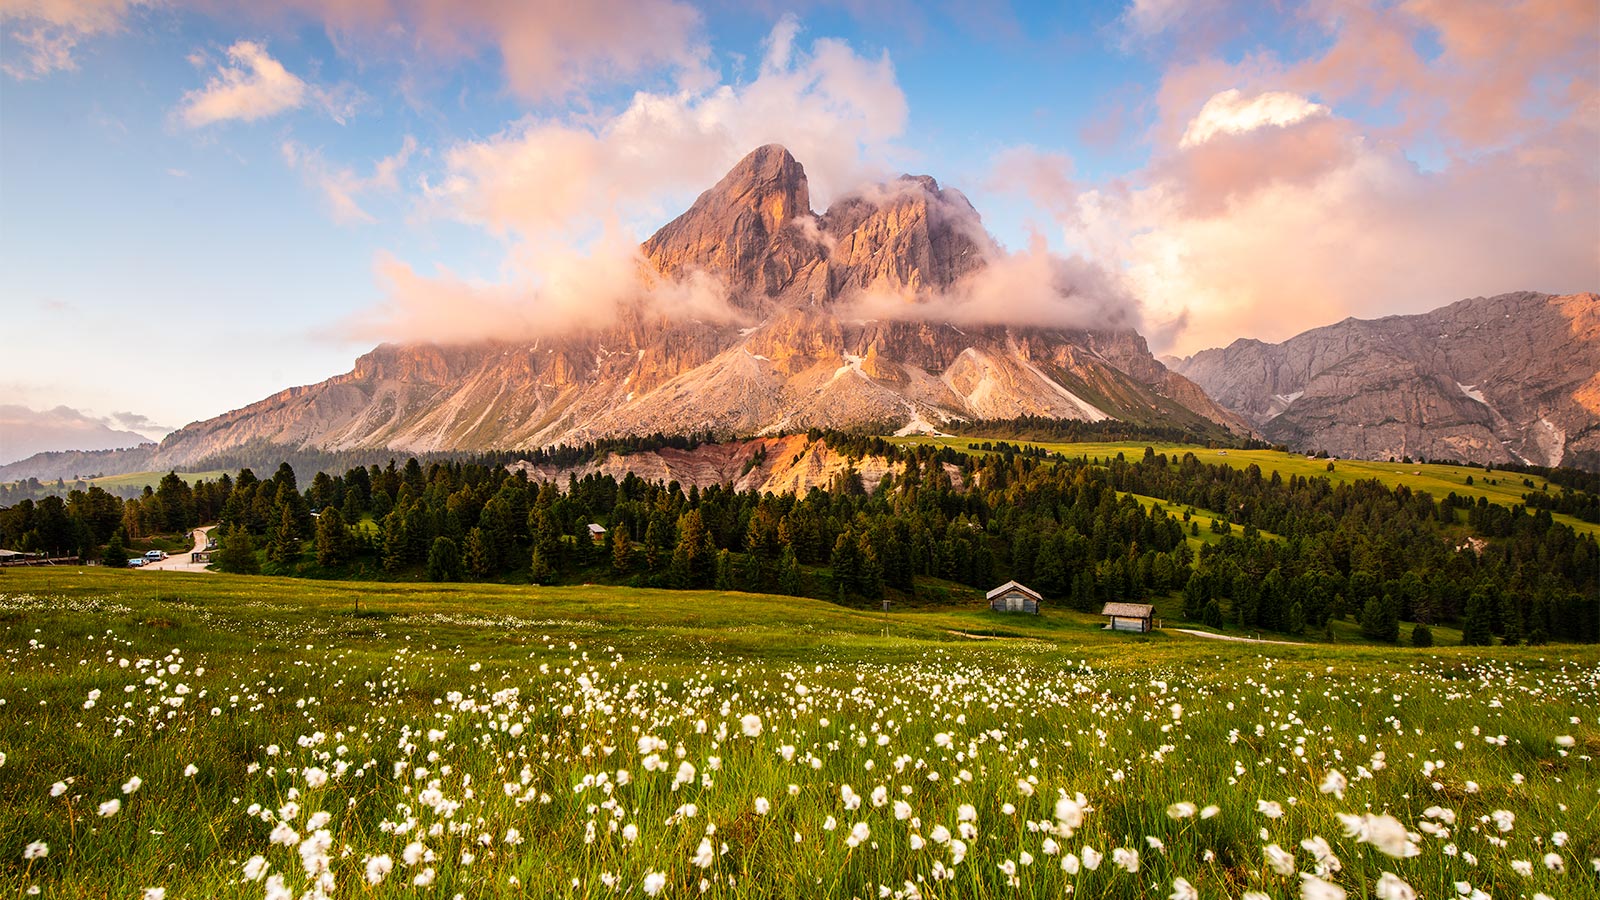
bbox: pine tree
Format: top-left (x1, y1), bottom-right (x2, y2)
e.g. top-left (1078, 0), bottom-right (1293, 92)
top-left (1411, 624), bottom-right (1434, 647)
top-left (1461, 590), bottom-right (1495, 646)
top-left (463, 527), bottom-right (492, 580)
top-left (381, 510), bottom-right (409, 574)
top-left (777, 546), bottom-right (803, 596)
top-left (714, 550), bottom-right (734, 590)
top-left (1286, 600), bottom-right (1306, 636)
top-left (830, 532), bottom-right (860, 600)
top-left (217, 526), bottom-right (260, 575)
top-left (315, 507), bottom-right (351, 567)
top-left (270, 503), bottom-right (300, 566)
top-left (530, 548), bottom-right (554, 585)
top-left (611, 523), bottom-right (635, 574)
top-left (102, 531), bottom-right (128, 568)
top-left (426, 536), bottom-right (462, 582)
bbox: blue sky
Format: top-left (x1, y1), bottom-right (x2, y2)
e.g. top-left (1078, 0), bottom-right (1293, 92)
top-left (1, 0), bottom-right (1594, 439)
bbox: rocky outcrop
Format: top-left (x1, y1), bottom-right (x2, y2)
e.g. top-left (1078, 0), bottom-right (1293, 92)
top-left (132, 145), bottom-right (1243, 469)
top-left (1172, 292), bottom-right (1600, 468)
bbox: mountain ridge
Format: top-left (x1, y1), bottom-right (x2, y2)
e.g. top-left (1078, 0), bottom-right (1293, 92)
top-left (6, 145), bottom-right (1246, 480)
top-left (1172, 291), bottom-right (1600, 468)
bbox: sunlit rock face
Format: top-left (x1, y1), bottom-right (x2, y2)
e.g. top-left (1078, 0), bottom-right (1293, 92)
top-left (1173, 292), bottom-right (1600, 468)
top-left (147, 145), bottom-right (1242, 466)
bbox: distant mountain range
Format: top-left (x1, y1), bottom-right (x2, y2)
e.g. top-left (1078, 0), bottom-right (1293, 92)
top-left (3, 147), bottom-right (1593, 484)
top-left (1, 145), bottom-right (1239, 483)
top-left (1170, 291), bottom-right (1599, 469)
top-left (0, 405), bottom-right (155, 467)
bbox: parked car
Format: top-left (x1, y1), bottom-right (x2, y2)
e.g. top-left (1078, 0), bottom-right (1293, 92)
top-left (144, 550), bottom-right (165, 561)
top-left (127, 558), bottom-right (146, 567)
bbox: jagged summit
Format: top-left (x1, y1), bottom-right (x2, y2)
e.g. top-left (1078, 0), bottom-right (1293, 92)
top-left (74, 146), bottom-right (1245, 471)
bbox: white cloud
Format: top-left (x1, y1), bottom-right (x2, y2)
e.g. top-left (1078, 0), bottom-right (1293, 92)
top-left (178, 40), bottom-right (307, 127)
top-left (1179, 88), bottom-right (1329, 148)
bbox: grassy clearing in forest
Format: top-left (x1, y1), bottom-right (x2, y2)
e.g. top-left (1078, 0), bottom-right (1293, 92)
top-left (2, 568), bottom-right (1597, 899)
top-left (891, 437), bottom-right (1600, 539)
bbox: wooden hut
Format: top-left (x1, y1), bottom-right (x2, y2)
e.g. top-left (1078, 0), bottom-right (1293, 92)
top-left (1101, 602), bottom-right (1156, 633)
top-left (987, 581), bottom-right (1042, 614)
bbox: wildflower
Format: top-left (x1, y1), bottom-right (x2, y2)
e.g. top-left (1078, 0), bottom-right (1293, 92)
top-left (1511, 860), bottom-right (1534, 877)
top-left (1200, 805), bottom-right (1221, 819)
top-left (183, 765), bottom-right (198, 777)
top-left (1338, 813), bottom-right (1419, 858)
top-left (243, 855), bottom-right (269, 881)
top-left (49, 782), bottom-right (67, 797)
top-left (1374, 872), bottom-right (1415, 900)
top-left (846, 822), bottom-right (871, 848)
top-left (1265, 843), bottom-right (1296, 875)
top-left (1319, 770), bottom-right (1347, 800)
top-left (754, 797), bottom-right (770, 815)
top-left (643, 872), bottom-right (667, 896)
top-left (1491, 810), bottom-right (1515, 832)
top-left (1170, 877), bottom-right (1199, 900)
top-left (23, 842), bottom-right (48, 860)
top-left (1081, 846), bottom-right (1102, 871)
top-left (97, 798), bottom-right (121, 817)
top-left (122, 776), bottom-right (142, 794)
top-left (1257, 799), bottom-right (1284, 818)
top-left (403, 841), bottom-right (426, 866)
top-left (413, 867), bottom-right (435, 887)
top-left (740, 714), bottom-right (763, 737)
top-left (1299, 873), bottom-right (1347, 900)
top-left (264, 874), bottom-right (290, 900)
top-left (1112, 847), bottom-right (1140, 873)
top-left (693, 837), bottom-right (715, 868)
top-left (143, 889), bottom-right (165, 900)
top-left (303, 767), bottom-right (328, 788)
top-left (1554, 735), bottom-right (1575, 747)
top-left (1544, 852), bottom-right (1565, 873)
top-left (365, 855), bottom-right (393, 885)
top-left (1167, 801), bottom-right (1197, 819)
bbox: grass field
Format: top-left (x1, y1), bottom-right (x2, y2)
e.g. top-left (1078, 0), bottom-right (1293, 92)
top-left (892, 437), bottom-right (1600, 538)
top-left (85, 470), bottom-right (231, 493)
top-left (2, 568), bottom-right (1596, 899)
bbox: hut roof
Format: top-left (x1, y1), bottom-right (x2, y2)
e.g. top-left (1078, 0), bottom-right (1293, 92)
top-left (1101, 602), bottom-right (1155, 618)
top-left (986, 581), bottom-right (1043, 602)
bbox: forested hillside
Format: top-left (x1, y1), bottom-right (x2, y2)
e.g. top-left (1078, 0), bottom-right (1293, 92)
top-left (7, 434), bottom-right (1590, 645)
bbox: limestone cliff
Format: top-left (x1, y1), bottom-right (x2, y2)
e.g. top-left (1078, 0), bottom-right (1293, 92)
top-left (1172, 292), bottom-right (1600, 468)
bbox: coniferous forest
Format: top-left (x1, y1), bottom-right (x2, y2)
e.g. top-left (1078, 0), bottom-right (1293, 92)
top-left (3, 436), bottom-right (1596, 644)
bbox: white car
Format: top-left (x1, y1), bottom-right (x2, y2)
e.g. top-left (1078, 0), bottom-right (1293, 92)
top-left (127, 558), bottom-right (146, 567)
top-left (144, 550), bottom-right (165, 561)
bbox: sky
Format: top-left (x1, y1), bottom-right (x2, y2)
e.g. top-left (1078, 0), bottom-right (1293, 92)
top-left (1, 0), bottom-right (1596, 445)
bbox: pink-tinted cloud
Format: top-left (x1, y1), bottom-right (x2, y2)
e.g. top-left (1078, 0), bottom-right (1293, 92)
top-left (178, 39), bottom-right (307, 126)
top-left (0, 0), bottom-right (156, 77)
top-left (282, 135), bottom-right (415, 224)
top-left (1011, 0), bottom-right (1600, 355)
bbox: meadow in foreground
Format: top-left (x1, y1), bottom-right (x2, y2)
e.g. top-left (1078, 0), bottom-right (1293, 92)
top-left (2, 569), bottom-right (1597, 899)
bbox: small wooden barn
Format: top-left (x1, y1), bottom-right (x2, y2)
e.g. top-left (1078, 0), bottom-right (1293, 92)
top-left (1101, 602), bottom-right (1156, 633)
top-left (987, 581), bottom-right (1042, 614)
top-left (586, 523), bottom-right (607, 543)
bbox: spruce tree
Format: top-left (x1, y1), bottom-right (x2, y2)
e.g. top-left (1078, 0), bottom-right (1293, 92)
top-left (1461, 590), bottom-right (1495, 646)
top-left (1411, 624), bottom-right (1434, 647)
top-left (777, 546), bottom-right (803, 596)
top-left (102, 531), bottom-right (127, 568)
top-left (611, 523), bottom-right (635, 574)
top-left (426, 536), bottom-right (462, 582)
top-left (315, 507), bottom-right (351, 567)
top-left (463, 527), bottom-right (492, 580)
top-left (217, 526), bottom-right (260, 575)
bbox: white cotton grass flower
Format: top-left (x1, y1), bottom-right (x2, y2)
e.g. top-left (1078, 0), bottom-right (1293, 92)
top-left (1374, 872), bottom-right (1416, 900)
top-left (846, 821), bottom-right (871, 848)
top-left (1200, 805), bottom-right (1221, 819)
top-left (1543, 852), bottom-right (1565, 873)
top-left (23, 841), bottom-right (48, 860)
top-left (121, 776), bottom-right (142, 794)
top-left (303, 767), bottom-right (327, 788)
top-left (740, 714), bottom-right (763, 737)
top-left (242, 855), bottom-right (269, 881)
top-left (1257, 799), bottom-right (1284, 818)
top-left (1167, 801), bottom-right (1197, 819)
top-left (754, 796), bottom-right (770, 815)
top-left (693, 837), bottom-right (715, 868)
top-left (97, 798), bottom-right (121, 817)
top-left (1170, 877), bottom-right (1199, 900)
top-left (50, 782), bottom-right (67, 798)
top-left (1299, 873), bottom-right (1347, 900)
top-left (364, 854), bottom-right (393, 885)
top-left (1112, 847), bottom-right (1140, 873)
top-left (1319, 769), bottom-right (1347, 800)
top-left (1338, 813), bottom-right (1420, 858)
top-left (142, 889), bottom-right (164, 900)
top-left (1080, 846), bottom-right (1102, 871)
top-left (1264, 843), bottom-right (1296, 875)
top-left (643, 872), bottom-right (667, 896)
